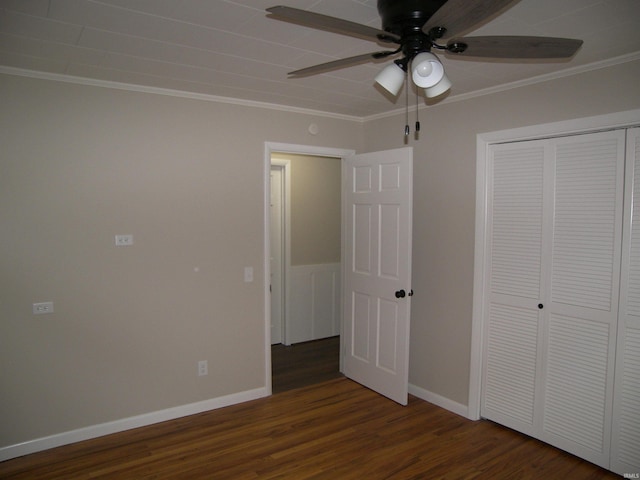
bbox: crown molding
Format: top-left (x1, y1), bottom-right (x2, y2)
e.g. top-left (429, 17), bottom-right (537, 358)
top-left (3, 51), bottom-right (639, 124)
top-left (0, 66), bottom-right (364, 123)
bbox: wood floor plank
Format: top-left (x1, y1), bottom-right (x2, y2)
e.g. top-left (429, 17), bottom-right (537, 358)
top-left (0, 378), bottom-right (619, 479)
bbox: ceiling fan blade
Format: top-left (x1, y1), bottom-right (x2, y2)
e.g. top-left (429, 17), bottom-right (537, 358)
top-left (288, 51), bottom-right (398, 77)
top-left (447, 36), bottom-right (584, 59)
top-left (423, 0), bottom-right (519, 38)
top-left (267, 6), bottom-right (400, 43)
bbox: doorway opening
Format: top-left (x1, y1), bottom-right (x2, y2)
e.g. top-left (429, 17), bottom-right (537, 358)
top-left (265, 144), bottom-right (414, 403)
top-left (271, 337), bottom-right (341, 393)
top-left (264, 143), bottom-right (355, 394)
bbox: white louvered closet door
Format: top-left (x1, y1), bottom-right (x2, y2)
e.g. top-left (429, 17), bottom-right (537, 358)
top-left (482, 129), bottom-right (626, 470)
top-left (612, 127), bottom-right (640, 475)
top-left (540, 130), bottom-right (625, 467)
top-left (481, 140), bottom-right (547, 437)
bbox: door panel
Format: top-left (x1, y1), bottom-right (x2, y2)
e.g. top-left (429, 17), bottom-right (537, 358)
top-left (549, 136), bottom-right (622, 312)
top-left (482, 141), bottom-right (546, 435)
top-left (540, 132), bottom-right (624, 467)
top-left (378, 298), bottom-right (399, 373)
top-left (484, 303), bottom-right (539, 430)
top-left (343, 147), bottom-right (412, 405)
top-left (543, 313), bottom-right (610, 454)
top-left (488, 143), bottom-right (546, 300)
top-left (352, 292), bottom-right (371, 362)
top-left (379, 205), bottom-right (400, 279)
top-left (354, 204), bottom-right (372, 274)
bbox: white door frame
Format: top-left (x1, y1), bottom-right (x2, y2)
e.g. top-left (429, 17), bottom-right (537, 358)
top-left (269, 162), bottom-right (288, 345)
top-left (470, 109), bottom-right (640, 421)
top-left (263, 142), bottom-right (355, 394)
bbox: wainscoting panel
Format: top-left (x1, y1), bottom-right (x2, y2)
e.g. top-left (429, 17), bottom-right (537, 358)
top-left (288, 263), bottom-right (341, 344)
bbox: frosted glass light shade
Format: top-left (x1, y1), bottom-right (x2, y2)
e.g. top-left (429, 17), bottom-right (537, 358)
top-left (411, 52), bottom-right (444, 88)
top-left (424, 73), bottom-right (451, 98)
top-left (375, 62), bottom-right (405, 96)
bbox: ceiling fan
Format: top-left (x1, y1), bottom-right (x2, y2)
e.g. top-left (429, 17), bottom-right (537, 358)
top-left (266, 0), bottom-right (583, 102)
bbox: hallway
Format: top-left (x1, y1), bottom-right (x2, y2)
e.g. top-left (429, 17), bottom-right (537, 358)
top-left (271, 336), bottom-right (341, 393)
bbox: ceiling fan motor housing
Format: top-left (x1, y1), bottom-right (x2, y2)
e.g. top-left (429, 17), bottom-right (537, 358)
top-left (377, 0), bottom-right (447, 60)
top-left (377, 0), bottom-right (447, 36)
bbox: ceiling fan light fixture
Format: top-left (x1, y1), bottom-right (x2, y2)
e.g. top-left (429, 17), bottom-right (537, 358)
top-left (375, 62), bottom-right (405, 96)
top-left (411, 52), bottom-right (444, 88)
top-left (424, 73), bottom-right (451, 98)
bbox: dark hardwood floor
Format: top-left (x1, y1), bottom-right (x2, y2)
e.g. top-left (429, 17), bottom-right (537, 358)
top-left (0, 377), bottom-right (619, 479)
top-left (271, 336), bottom-right (341, 393)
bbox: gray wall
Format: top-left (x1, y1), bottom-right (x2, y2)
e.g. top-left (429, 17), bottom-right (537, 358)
top-left (0, 74), bottom-right (363, 449)
top-left (271, 153), bottom-right (341, 266)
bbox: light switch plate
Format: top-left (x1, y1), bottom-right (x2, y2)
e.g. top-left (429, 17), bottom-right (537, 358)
top-left (244, 266), bottom-right (254, 283)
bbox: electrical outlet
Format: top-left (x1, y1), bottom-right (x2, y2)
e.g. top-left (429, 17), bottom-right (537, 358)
top-left (115, 234), bottom-right (134, 246)
top-left (33, 302), bottom-right (54, 315)
top-left (198, 360), bottom-right (208, 376)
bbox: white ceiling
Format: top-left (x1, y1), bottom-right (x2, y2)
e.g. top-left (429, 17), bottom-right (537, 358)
top-left (1, 0), bottom-right (639, 118)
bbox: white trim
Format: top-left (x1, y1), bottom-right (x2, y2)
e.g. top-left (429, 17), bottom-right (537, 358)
top-left (478, 109), bottom-right (640, 144)
top-left (469, 108), bottom-right (640, 421)
top-left (409, 384), bottom-right (469, 419)
top-left (5, 50), bottom-right (638, 124)
top-left (266, 143), bottom-right (356, 159)
top-left (263, 143), bottom-right (355, 387)
top-left (468, 133), bottom-right (490, 421)
top-left (0, 66), bottom-right (363, 123)
top-left (269, 158), bottom-right (291, 345)
top-left (263, 145), bottom-right (274, 393)
top-left (0, 386), bottom-right (268, 462)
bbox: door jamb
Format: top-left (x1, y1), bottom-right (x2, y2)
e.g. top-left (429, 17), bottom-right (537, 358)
top-left (263, 142), bottom-right (355, 395)
top-left (270, 159), bottom-right (291, 345)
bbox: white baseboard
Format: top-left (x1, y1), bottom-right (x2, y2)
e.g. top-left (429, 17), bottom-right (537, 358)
top-left (0, 387), bottom-right (269, 462)
top-left (409, 383), bottom-right (470, 419)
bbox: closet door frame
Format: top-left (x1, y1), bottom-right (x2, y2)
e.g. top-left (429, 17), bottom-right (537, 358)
top-left (469, 109), bottom-right (640, 422)
top-left (612, 127), bottom-right (640, 474)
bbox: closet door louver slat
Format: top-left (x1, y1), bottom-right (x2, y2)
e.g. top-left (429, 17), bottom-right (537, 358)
top-left (550, 138), bottom-right (621, 312)
top-left (489, 146), bottom-right (544, 299)
top-left (484, 304), bottom-right (538, 427)
top-left (543, 314), bottom-right (610, 456)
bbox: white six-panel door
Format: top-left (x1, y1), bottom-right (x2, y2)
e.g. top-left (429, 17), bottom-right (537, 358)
top-left (343, 148), bottom-right (413, 405)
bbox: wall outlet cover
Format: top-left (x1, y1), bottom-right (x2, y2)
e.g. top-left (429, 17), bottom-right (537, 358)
top-left (115, 234), bottom-right (134, 246)
top-left (33, 302), bottom-right (54, 315)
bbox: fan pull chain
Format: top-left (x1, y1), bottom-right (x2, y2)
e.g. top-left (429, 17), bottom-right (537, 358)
top-left (404, 69), bottom-right (410, 137)
top-left (415, 88), bottom-right (421, 133)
